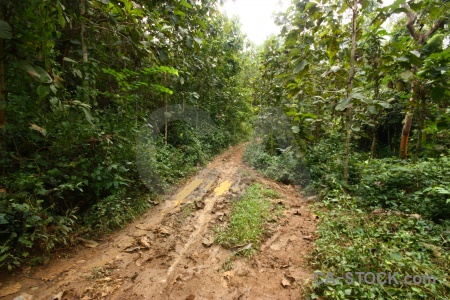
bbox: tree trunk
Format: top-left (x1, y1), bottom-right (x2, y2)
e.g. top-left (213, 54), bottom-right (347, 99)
top-left (343, 0), bottom-right (358, 184)
top-left (399, 3), bottom-right (446, 159)
top-left (0, 5), bottom-right (7, 175)
top-left (370, 57), bottom-right (380, 160)
top-left (414, 90), bottom-right (426, 162)
top-left (370, 127), bottom-right (377, 160)
top-left (400, 80), bottom-right (415, 159)
top-left (80, 0), bottom-right (89, 103)
top-left (164, 73), bottom-right (168, 145)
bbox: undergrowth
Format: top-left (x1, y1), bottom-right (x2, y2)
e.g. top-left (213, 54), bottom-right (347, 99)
top-left (309, 195), bottom-right (450, 299)
top-left (244, 139), bottom-right (450, 299)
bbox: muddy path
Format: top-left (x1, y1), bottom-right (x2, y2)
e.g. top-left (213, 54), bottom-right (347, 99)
top-left (1, 144), bottom-right (318, 300)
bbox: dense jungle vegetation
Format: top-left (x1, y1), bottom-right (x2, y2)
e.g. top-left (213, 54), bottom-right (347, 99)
top-left (0, 0), bottom-right (252, 269)
top-left (1, 0), bottom-right (450, 298)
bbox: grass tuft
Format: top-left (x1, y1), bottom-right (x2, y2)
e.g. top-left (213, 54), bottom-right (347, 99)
top-left (215, 183), bottom-right (279, 255)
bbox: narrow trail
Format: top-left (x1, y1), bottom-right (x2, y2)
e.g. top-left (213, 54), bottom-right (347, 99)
top-left (1, 144), bottom-right (318, 300)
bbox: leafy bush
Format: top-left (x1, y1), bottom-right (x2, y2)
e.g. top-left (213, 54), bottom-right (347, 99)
top-left (243, 142), bottom-right (313, 188)
top-left (353, 157), bottom-right (450, 220)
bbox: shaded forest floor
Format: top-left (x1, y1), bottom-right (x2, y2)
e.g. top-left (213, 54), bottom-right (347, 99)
top-left (0, 144), bottom-right (318, 300)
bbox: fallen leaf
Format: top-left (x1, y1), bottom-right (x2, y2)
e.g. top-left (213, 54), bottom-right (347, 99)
top-left (77, 237), bottom-right (99, 248)
top-left (123, 246), bottom-right (142, 253)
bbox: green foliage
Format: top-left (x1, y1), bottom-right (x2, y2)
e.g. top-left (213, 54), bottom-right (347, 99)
top-left (243, 142), bottom-right (312, 187)
top-left (0, 0), bottom-right (252, 270)
top-left (310, 197), bottom-right (450, 300)
top-left (353, 157), bottom-right (450, 220)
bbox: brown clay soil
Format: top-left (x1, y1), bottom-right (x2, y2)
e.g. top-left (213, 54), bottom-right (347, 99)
top-left (0, 144), bottom-right (318, 300)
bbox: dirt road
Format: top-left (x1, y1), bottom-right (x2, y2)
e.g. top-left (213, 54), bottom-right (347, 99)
top-left (0, 144), bottom-right (318, 300)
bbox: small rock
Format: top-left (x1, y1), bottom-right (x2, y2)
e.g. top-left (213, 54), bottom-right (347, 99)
top-left (195, 200), bottom-right (205, 209)
top-left (202, 236), bottom-right (214, 247)
top-left (50, 291), bottom-right (64, 300)
top-left (139, 236), bottom-right (151, 249)
top-left (303, 235), bottom-right (313, 241)
top-left (281, 277), bottom-right (291, 288)
top-left (158, 226), bottom-right (171, 236)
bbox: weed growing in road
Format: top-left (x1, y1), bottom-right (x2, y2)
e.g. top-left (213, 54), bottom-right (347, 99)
top-left (221, 257), bottom-right (234, 271)
top-left (214, 183), bottom-right (279, 255)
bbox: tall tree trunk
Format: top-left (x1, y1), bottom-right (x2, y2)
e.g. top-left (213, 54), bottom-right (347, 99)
top-left (414, 90), bottom-right (426, 162)
top-left (343, 0), bottom-right (358, 184)
top-left (400, 81), bottom-right (415, 159)
top-left (370, 54), bottom-right (380, 160)
top-left (399, 4), bottom-right (446, 159)
top-left (80, 0), bottom-right (89, 103)
top-left (0, 5), bottom-right (7, 176)
top-left (164, 73), bottom-right (168, 145)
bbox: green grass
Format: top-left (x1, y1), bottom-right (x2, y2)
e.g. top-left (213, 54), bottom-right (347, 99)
top-left (309, 195), bottom-right (450, 300)
top-left (215, 183), bottom-right (277, 256)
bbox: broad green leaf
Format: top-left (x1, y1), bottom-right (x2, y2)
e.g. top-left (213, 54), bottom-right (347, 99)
top-left (161, 24), bottom-right (172, 32)
top-left (180, 0), bottom-right (192, 9)
top-left (63, 57), bottom-right (77, 63)
top-left (292, 126), bottom-right (300, 133)
top-left (196, 18), bottom-right (206, 30)
top-left (193, 37), bottom-right (203, 45)
top-left (410, 50), bottom-right (420, 58)
top-left (81, 107), bottom-right (94, 124)
top-left (293, 60), bottom-right (308, 74)
top-left (390, 252), bottom-right (402, 261)
top-left (20, 62), bottom-right (53, 83)
top-left (327, 39), bottom-right (339, 59)
top-left (73, 69), bottom-right (83, 78)
top-left (335, 97), bottom-right (352, 111)
top-left (0, 20), bottom-right (12, 39)
top-left (368, 106), bottom-right (378, 115)
top-left (350, 92), bottom-right (365, 100)
top-left (378, 102), bottom-right (391, 108)
top-left (174, 10), bottom-right (186, 17)
top-left (37, 85), bottom-right (50, 100)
